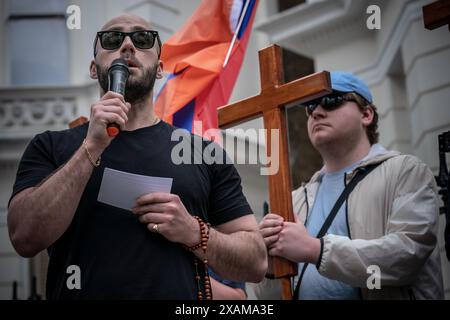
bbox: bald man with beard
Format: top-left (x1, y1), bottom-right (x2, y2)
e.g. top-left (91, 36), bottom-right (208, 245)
top-left (7, 14), bottom-right (266, 299)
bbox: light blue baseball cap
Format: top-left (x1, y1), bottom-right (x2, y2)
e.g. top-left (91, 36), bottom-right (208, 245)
top-left (330, 71), bottom-right (373, 103)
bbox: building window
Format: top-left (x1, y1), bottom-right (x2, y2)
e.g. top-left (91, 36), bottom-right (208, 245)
top-left (277, 0), bottom-right (306, 12)
top-left (282, 48), bottom-right (321, 188)
top-left (6, 0), bottom-right (68, 86)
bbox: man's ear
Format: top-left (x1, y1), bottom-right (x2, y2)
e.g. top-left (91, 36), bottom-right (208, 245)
top-left (361, 106), bottom-right (374, 127)
top-left (156, 60), bottom-right (164, 79)
top-left (89, 60), bottom-right (98, 79)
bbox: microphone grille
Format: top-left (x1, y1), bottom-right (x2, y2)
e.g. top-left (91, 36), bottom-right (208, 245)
top-left (109, 58), bottom-right (129, 73)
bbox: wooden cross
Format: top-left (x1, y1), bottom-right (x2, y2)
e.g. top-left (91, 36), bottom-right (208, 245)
top-left (68, 116), bottom-right (88, 128)
top-left (423, 0), bottom-right (450, 31)
top-left (217, 44), bottom-right (331, 299)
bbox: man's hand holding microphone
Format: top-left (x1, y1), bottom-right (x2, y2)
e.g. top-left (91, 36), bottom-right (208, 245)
top-left (85, 58), bottom-right (130, 158)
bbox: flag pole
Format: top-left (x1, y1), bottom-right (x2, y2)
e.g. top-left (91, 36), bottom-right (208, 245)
top-left (223, 0), bottom-right (252, 68)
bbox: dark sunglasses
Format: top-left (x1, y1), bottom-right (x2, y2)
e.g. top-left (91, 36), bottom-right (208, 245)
top-left (304, 94), bottom-right (357, 116)
top-left (94, 30), bottom-right (160, 55)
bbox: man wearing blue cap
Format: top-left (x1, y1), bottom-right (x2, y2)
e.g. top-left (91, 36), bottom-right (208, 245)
top-left (257, 71), bottom-right (444, 299)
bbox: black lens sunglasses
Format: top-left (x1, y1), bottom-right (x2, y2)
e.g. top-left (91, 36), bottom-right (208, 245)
top-left (304, 93), bottom-right (358, 116)
top-left (94, 30), bottom-right (161, 56)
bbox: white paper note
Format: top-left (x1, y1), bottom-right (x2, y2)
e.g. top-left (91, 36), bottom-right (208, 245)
top-left (97, 167), bottom-right (173, 211)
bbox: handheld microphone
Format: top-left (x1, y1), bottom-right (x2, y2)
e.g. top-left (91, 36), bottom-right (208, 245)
top-left (107, 58), bottom-right (129, 137)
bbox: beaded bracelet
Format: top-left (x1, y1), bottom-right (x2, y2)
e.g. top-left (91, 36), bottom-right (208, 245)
top-left (183, 216), bottom-right (210, 251)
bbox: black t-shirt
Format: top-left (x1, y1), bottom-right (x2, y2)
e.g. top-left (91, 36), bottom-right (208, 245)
top-left (10, 121), bottom-right (253, 299)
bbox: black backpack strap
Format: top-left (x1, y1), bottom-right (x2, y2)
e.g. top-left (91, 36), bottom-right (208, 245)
top-left (292, 163), bottom-right (381, 299)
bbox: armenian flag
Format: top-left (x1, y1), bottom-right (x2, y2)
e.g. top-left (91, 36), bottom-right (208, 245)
top-left (154, 0), bottom-right (259, 138)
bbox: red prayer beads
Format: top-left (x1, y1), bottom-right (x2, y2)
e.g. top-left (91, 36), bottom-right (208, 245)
top-left (183, 216), bottom-right (212, 300)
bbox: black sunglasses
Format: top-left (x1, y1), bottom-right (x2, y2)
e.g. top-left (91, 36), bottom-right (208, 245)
top-left (304, 94), bottom-right (357, 116)
top-left (94, 30), bottom-right (161, 55)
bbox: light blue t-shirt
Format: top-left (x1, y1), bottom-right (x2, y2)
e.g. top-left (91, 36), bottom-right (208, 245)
top-left (298, 144), bottom-right (386, 300)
